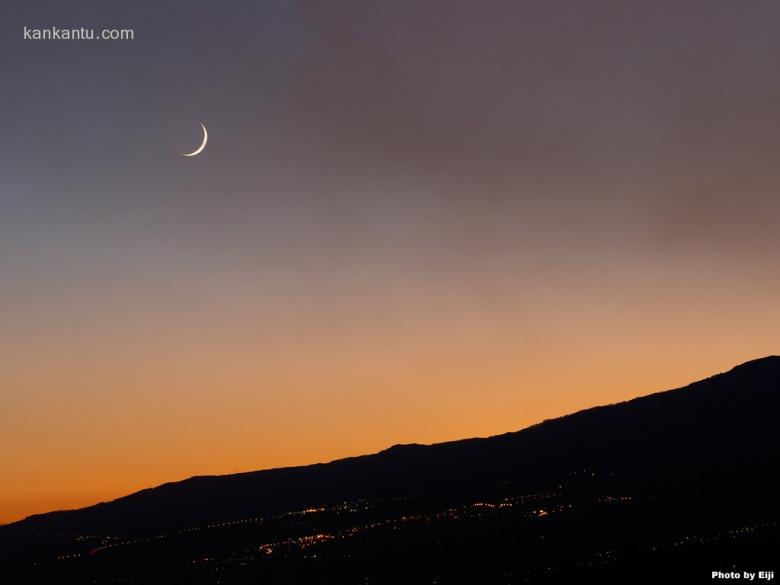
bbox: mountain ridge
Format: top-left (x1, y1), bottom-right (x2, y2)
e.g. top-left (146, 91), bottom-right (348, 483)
top-left (3, 356), bottom-right (779, 535)
top-left (2, 356), bottom-right (778, 584)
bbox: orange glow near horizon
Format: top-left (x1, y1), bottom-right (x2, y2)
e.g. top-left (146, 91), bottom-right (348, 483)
top-left (2, 300), bottom-right (777, 525)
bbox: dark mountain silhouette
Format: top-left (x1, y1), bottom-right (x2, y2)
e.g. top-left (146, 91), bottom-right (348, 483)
top-left (2, 357), bottom-right (778, 584)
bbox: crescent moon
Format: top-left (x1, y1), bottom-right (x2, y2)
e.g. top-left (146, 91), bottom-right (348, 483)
top-left (181, 123), bottom-right (208, 157)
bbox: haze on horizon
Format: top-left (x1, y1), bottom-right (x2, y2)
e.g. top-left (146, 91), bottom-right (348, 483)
top-left (2, 1), bottom-right (780, 524)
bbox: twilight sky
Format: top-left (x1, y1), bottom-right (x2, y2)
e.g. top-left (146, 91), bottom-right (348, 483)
top-left (2, 0), bottom-right (780, 524)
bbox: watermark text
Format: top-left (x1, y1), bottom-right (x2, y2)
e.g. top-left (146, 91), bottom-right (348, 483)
top-left (23, 26), bottom-right (134, 41)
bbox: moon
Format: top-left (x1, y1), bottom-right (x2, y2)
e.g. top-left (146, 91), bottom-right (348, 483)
top-left (181, 123), bottom-right (208, 157)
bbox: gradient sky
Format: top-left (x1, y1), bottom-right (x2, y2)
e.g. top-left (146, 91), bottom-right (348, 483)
top-left (2, 0), bottom-right (780, 524)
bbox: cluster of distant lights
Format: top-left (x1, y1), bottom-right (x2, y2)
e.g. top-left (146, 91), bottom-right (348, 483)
top-left (48, 485), bottom-right (641, 566)
top-left (650, 521), bottom-right (777, 552)
top-left (186, 489), bottom-right (575, 567)
top-left (73, 489), bottom-right (563, 569)
top-left (35, 474), bottom-right (777, 580)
